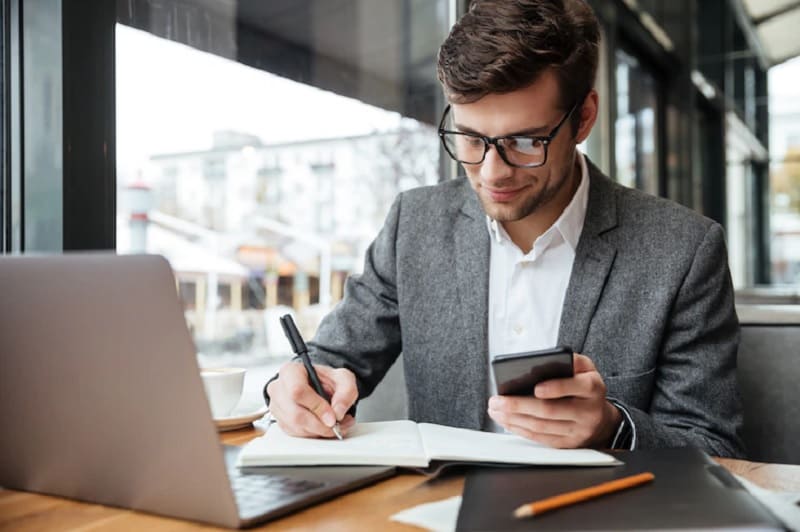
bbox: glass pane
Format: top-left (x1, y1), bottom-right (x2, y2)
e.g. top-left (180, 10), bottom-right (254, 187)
top-left (726, 135), bottom-right (753, 288)
top-left (24, 0), bottom-right (63, 251)
top-left (769, 57), bottom-right (800, 285)
top-left (115, 1), bottom-right (449, 379)
top-left (614, 48), bottom-right (659, 195)
top-left (580, 26), bottom-right (610, 174)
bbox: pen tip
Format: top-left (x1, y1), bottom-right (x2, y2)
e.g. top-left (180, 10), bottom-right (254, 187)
top-left (332, 424), bottom-right (343, 440)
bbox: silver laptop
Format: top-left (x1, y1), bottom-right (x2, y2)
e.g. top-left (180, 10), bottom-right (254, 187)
top-left (0, 254), bottom-right (394, 528)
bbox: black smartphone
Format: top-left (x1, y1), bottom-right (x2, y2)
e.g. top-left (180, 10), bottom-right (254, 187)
top-left (491, 346), bottom-right (574, 396)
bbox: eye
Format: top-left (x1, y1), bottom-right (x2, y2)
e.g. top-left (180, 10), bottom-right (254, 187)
top-left (506, 137), bottom-right (543, 154)
top-left (464, 136), bottom-right (484, 148)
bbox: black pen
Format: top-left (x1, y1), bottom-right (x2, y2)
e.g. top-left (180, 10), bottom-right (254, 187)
top-left (279, 314), bottom-right (343, 440)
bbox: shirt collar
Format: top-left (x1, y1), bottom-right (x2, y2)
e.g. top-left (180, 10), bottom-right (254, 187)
top-left (486, 150), bottom-right (590, 252)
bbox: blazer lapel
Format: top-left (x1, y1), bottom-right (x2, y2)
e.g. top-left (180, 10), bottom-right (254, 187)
top-left (558, 162), bottom-right (618, 354)
top-left (454, 184), bottom-right (490, 429)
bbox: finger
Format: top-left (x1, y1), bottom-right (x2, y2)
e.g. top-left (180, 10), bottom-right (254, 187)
top-left (504, 423), bottom-right (571, 448)
top-left (487, 408), bottom-right (574, 437)
top-left (319, 379), bottom-right (335, 398)
top-left (339, 414), bottom-right (356, 433)
top-left (317, 368), bottom-right (338, 396)
top-left (536, 355), bottom-right (605, 399)
top-left (276, 420), bottom-right (339, 439)
top-left (269, 400), bottom-right (332, 438)
top-left (271, 363), bottom-right (342, 436)
top-left (533, 353), bottom-right (595, 397)
top-left (573, 353), bottom-right (597, 373)
top-left (535, 375), bottom-right (580, 399)
top-left (489, 395), bottom-right (575, 421)
top-left (323, 368), bottom-right (359, 420)
top-left (283, 373), bottom-right (338, 428)
top-left (535, 371), bottom-right (603, 399)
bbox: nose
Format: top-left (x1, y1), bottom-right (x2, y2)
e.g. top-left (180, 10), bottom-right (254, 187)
top-left (479, 144), bottom-right (514, 183)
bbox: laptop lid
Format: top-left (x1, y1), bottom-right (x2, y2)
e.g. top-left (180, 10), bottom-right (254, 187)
top-left (456, 448), bottom-right (784, 531)
top-left (0, 254), bottom-right (392, 528)
top-left (0, 254), bottom-right (242, 527)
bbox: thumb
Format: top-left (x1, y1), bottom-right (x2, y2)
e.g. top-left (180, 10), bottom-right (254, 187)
top-left (573, 353), bottom-right (597, 374)
top-left (324, 367), bottom-right (359, 420)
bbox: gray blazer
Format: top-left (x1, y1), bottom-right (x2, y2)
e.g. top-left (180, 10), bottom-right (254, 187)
top-left (309, 160), bottom-right (744, 458)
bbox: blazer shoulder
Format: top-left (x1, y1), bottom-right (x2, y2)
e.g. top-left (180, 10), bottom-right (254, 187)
top-left (612, 181), bottom-right (718, 241)
top-left (397, 178), bottom-right (473, 217)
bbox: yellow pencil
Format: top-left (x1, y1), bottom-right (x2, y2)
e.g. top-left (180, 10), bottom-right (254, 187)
top-left (513, 472), bottom-right (655, 519)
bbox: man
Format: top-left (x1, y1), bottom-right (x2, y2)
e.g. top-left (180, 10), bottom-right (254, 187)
top-left (265, 0), bottom-right (743, 457)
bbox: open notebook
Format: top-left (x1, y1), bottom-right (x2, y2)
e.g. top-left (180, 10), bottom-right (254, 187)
top-left (237, 421), bottom-right (618, 468)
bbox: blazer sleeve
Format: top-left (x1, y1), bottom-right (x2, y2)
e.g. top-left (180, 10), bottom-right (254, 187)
top-left (305, 194), bottom-right (404, 400)
top-left (615, 222), bottom-right (745, 458)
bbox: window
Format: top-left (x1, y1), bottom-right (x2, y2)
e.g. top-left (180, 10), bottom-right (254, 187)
top-left (115, 1), bottom-right (452, 366)
top-left (179, 280), bottom-right (197, 310)
top-left (202, 157), bottom-right (226, 181)
top-left (769, 57), bottom-right (800, 285)
top-left (614, 47), bottom-right (660, 195)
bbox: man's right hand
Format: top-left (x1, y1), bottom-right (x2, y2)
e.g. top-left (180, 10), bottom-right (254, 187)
top-left (266, 362), bottom-right (358, 438)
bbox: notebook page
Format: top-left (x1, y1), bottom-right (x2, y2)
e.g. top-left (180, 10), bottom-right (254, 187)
top-left (237, 420), bottom-right (429, 467)
top-left (418, 423), bottom-right (618, 466)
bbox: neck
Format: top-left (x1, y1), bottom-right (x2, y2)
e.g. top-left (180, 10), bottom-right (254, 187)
top-left (503, 153), bottom-right (581, 254)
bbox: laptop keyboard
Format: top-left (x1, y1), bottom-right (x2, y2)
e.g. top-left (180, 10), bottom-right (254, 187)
top-left (229, 466), bottom-right (326, 519)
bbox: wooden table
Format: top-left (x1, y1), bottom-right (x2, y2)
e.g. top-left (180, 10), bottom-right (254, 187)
top-left (2, 426), bottom-right (799, 531)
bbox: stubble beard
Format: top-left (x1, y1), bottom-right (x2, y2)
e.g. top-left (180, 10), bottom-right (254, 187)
top-left (478, 172), bottom-right (565, 223)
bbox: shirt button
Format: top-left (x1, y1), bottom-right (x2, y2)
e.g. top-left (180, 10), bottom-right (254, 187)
top-left (513, 324), bottom-right (524, 335)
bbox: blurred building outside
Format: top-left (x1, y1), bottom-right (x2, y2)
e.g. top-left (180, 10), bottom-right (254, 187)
top-left (118, 124), bottom-right (438, 365)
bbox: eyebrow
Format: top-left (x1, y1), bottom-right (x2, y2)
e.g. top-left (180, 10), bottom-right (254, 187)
top-left (452, 122), bottom-right (551, 137)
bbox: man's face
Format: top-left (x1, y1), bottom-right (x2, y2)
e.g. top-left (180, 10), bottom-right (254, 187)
top-left (450, 71), bottom-right (591, 224)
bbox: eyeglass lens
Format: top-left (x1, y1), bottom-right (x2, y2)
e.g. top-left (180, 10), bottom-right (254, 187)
top-left (442, 133), bottom-right (546, 166)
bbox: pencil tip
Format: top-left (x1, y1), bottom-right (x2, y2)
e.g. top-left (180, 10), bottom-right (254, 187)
top-left (513, 506), bottom-right (533, 519)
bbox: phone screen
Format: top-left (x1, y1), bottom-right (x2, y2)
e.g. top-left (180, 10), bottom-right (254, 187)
top-left (491, 346), bottom-right (573, 395)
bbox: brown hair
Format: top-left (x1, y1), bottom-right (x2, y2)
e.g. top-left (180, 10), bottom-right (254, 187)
top-left (437, 0), bottom-right (600, 129)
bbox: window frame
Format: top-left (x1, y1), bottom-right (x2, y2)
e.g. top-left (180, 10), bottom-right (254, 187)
top-left (5, 0), bottom-right (466, 253)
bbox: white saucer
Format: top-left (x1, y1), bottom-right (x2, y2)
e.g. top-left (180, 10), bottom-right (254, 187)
top-left (213, 403), bottom-right (268, 432)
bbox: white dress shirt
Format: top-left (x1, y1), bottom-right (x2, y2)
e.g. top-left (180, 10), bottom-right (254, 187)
top-left (485, 151), bottom-right (590, 432)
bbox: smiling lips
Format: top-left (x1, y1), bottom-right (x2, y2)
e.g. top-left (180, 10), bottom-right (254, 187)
top-left (485, 185), bottom-right (527, 202)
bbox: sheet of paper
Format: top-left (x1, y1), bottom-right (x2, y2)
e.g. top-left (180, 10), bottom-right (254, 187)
top-left (734, 474), bottom-right (800, 531)
top-left (238, 420), bottom-right (429, 467)
top-left (389, 495), bottom-right (461, 532)
top-left (418, 423), bottom-right (618, 466)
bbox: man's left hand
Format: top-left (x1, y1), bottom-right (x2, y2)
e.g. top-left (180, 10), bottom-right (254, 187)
top-left (487, 353), bottom-right (622, 448)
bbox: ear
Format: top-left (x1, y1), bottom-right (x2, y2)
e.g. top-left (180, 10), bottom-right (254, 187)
top-left (574, 89), bottom-right (599, 144)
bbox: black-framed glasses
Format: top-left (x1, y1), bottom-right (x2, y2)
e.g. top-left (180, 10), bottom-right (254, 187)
top-left (437, 101), bottom-right (579, 168)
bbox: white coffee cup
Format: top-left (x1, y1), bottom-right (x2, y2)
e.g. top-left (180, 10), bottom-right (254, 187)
top-left (200, 367), bottom-right (246, 418)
